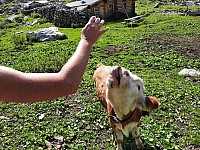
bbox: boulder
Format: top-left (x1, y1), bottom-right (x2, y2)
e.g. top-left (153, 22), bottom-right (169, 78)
top-left (26, 27), bottom-right (67, 42)
top-left (178, 68), bottom-right (200, 76)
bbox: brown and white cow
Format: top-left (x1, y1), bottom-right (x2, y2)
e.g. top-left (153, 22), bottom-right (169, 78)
top-left (93, 63), bottom-right (159, 150)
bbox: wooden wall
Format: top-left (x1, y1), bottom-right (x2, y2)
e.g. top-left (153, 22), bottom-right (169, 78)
top-left (86, 0), bottom-right (135, 19)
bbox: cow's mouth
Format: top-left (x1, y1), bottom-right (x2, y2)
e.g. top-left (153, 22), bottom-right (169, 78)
top-left (110, 66), bottom-right (130, 86)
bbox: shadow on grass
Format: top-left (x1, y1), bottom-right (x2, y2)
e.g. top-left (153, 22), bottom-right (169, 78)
top-left (122, 135), bottom-right (160, 150)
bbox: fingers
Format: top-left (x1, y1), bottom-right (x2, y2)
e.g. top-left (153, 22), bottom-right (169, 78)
top-left (88, 16), bottom-right (104, 28)
top-left (97, 19), bottom-right (104, 28)
top-left (99, 27), bottom-right (109, 36)
top-left (89, 16), bottom-right (96, 23)
top-left (82, 16), bottom-right (108, 44)
top-left (95, 18), bottom-right (100, 24)
top-left (84, 16), bottom-right (100, 29)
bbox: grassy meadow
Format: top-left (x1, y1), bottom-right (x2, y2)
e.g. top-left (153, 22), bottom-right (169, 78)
top-left (0, 1), bottom-right (200, 149)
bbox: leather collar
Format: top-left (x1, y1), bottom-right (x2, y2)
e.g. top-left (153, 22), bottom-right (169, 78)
top-left (107, 101), bottom-right (142, 128)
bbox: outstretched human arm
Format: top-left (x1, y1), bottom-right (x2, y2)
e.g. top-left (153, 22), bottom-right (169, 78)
top-left (0, 16), bottom-right (109, 103)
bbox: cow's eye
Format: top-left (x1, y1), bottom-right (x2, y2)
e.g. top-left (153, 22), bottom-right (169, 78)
top-left (136, 84), bottom-right (140, 91)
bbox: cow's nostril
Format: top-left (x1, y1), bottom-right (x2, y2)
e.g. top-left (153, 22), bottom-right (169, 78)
top-left (124, 71), bottom-right (129, 76)
top-left (117, 66), bottom-right (121, 71)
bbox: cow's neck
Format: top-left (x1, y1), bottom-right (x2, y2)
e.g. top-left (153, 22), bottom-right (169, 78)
top-left (107, 101), bottom-right (142, 124)
top-left (110, 100), bottom-right (138, 120)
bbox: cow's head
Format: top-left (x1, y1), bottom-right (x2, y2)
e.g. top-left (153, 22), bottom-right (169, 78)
top-left (106, 66), bottom-right (159, 110)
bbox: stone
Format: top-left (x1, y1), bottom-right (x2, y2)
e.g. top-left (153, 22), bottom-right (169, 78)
top-left (0, 8), bottom-right (4, 14)
top-left (23, 1), bottom-right (49, 10)
top-left (124, 16), bottom-right (143, 23)
top-left (180, 1), bottom-right (187, 6)
top-left (178, 68), bottom-right (200, 76)
top-left (26, 27), bottom-right (67, 42)
top-left (21, 4), bottom-right (88, 27)
top-left (0, 0), bottom-right (12, 4)
top-left (154, 2), bottom-right (162, 8)
top-left (194, 0), bottom-right (200, 5)
top-left (24, 16), bottom-right (28, 20)
top-left (9, 6), bottom-right (20, 12)
top-left (26, 20), bottom-right (38, 26)
top-left (3, 15), bottom-right (18, 23)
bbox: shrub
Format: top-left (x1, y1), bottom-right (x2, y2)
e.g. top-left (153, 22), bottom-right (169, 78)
top-left (14, 14), bottom-right (24, 23)
top-left (26, 32), bottom-right (39, 44)
top-left (38, 18), bottom-right (48, 24)
top-left (30, 13), bottom-right (41, 19)
top-left (0, 22), bottom-right (6, 29)
top-left (12, 32), bottom-right (27, 50)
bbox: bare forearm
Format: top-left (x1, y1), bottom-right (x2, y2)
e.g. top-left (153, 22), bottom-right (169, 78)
top-left (0, 67), bottom-right (63, 103)
top-left (0, 40), bottom-right (93, 103)
top-left (59, 39), bottom-right (93, 93)
top-left (0, 16), bottom-right (108, 103)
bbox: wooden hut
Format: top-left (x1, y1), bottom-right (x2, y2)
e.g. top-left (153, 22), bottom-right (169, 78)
top-left (66, 0), bottom-right (136, 19)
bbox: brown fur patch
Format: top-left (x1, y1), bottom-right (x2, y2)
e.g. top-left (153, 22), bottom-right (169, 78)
top-left (121, 107), bottom-right (142, 129)
top-left (145, 96), bottom-right (160, 110)
top-left (107, 102), bottom-right (116, 129)
top-left (107, 101), bottom-right (142, 130)
top-left (93, 64), bottom-right (111, 108)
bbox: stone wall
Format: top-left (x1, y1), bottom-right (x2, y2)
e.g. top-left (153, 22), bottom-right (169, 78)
top-left (22, 4), bottom-right (89, 27)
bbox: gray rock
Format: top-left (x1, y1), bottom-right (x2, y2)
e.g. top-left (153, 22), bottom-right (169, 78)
top-left (23, 1), bottom-right (49, 10)
top-left (187, 1), bottom-right (195, 5)
top-left (124, 16), bottom-right (143, 23)
top-left (24, 16), bottom-right (28, 20)
top-left (180, 1), bottom-right (187, 6)
top-left (21, 3), bottom-right (88, 27)
top-left (178, 68), bottom-right (200, 76)
top-left (26, 20), bottom-right (38, 26)
top-left (0, 8), bottom-right (4, 14)
top-left (195, 0), bottom-right (200, 5)
top-left (154, 2), bottom-right (162, 8)
top-left (0, 0), bottom-right (12, 4)
top-left (26, 27), bottom-right (67, 42)
top-left (9, 6), bottom-right (20, 12)
top-left (3, 15), bottom-right (18, 23)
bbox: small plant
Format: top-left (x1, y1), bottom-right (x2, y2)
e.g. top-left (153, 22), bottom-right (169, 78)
top-left (14, 14), bottom-right (24, 23)
top-left (30, 13), bottom-right (41, 19)
top-left (12, 32), bottom-right (27, 50)
top-left (38, 18), bottom-right (48, 24)
top-left (0, 22), bottom-right (6, 29)
top-left (26, 32), bottom-right (39, 44)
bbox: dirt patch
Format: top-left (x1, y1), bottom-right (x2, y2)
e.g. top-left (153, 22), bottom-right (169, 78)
top-left (105, 45), bottom-right (122, 55)
top-left (184, 77), bottom-right (200, 82)
top-left (183, 145), bottom-right (200, 150)
top-left (139, 33), bottom-right (200, 59)
top-left (45, 135), bottom-right (65, 149)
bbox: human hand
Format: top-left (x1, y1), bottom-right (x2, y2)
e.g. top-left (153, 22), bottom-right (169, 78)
top-left (81, 16), bottom-right (109, 45)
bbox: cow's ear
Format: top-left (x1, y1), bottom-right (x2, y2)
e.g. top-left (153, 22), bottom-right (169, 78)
top-left (145, 96), bottom-right (160, 110)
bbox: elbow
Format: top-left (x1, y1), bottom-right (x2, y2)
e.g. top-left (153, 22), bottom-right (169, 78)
top-left (68, 85), bottom-right (79, 95)
top-left (58, 72), bottom-right (81, 96)
top-left (62, 80), bottom-right (80, 96)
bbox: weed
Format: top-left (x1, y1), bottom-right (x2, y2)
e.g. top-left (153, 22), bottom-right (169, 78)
top-left (12, 32), bottom-right (27, 50)
top-left (30, 13), bottom-right (42, 19)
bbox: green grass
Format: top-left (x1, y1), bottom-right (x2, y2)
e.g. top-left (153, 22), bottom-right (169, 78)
top-left (0, 2), bottom-right (200, 150)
